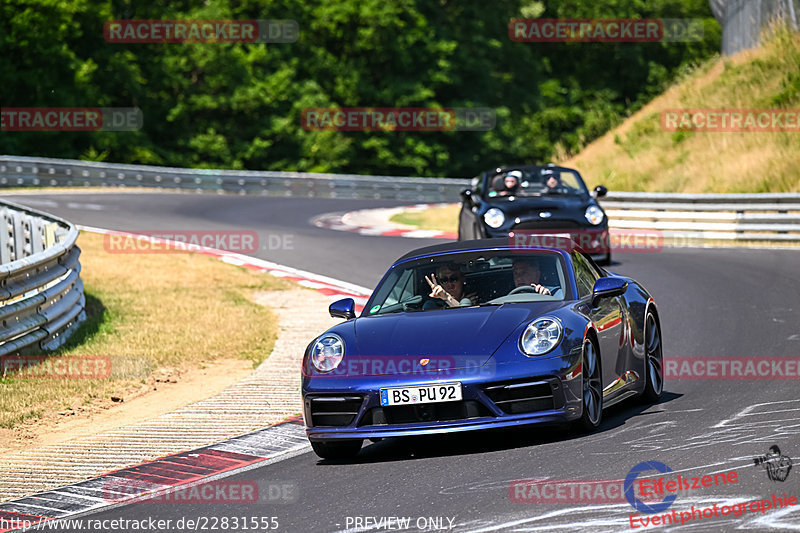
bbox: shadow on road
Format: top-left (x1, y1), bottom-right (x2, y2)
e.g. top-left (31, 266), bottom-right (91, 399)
top-left (315, 391), bottom-right (682, 465)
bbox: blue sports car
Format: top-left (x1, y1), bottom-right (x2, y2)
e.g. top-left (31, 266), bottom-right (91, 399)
top-left (301, 239), bottom-right (663, 459)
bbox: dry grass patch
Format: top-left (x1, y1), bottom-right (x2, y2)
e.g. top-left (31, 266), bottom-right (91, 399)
top-left (0, 231), bottom-right (293, 429)
top-left (561, 29), bottom-right (800, 193)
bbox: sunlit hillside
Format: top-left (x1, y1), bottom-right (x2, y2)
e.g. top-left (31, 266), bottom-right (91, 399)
top-left (562, 29), bottom-right (800, 193)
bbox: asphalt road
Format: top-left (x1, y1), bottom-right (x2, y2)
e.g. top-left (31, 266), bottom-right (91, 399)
top-left (8, 191), bottom-right (800, 532)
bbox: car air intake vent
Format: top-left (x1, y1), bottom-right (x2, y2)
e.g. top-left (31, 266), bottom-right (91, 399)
top-left (307, 395), bottom-right (363, 426)
top-left (359, 400), bottom-right (491, 426)
top-left (513, 220), bottom-right (582, 230)
top-left (483, 379), bottom-right (562, 414)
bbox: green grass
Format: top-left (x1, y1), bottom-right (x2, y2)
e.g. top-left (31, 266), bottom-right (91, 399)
top-left (390, 204), bottom-right (459, 233)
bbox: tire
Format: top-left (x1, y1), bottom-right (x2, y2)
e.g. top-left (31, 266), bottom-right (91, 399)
top-left (574, 337), bottom-right (603, 433)
top-left (639, 312), bottom-right (664, 404)
top-left (599, 252), bottom-right (612, 266)
top-left (310, 439), bottom-right (363, 460)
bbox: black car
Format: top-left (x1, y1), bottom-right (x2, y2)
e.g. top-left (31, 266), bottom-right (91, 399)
top-left (458, 164), bottom-right (611, 264)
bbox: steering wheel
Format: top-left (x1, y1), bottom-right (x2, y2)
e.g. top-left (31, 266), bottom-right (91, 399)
top-left (509, 285), bottom-right (540, 295)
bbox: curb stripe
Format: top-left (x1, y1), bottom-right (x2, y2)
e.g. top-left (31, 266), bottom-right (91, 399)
top-left (313, 204), bottom-right (458, 240)
top-left (77, 225), bottom-right (372, 313)
top-left (0, 418), bottom-right (309, 531)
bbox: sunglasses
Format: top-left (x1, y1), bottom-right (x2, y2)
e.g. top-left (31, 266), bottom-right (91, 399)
top-left (438, 276), bottom-right (462, 284)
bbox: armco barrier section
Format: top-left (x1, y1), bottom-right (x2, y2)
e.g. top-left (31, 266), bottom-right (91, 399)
top-left (0, 156), bottom-right (467, 202)
top-left (1, 155), bottom-right (799, 244)
top-left (0, 198), bottom-right (84, 356)
top-left (603, 191), bottom-right (800, 242)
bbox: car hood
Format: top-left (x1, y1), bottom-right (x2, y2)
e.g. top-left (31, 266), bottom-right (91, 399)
top-left (351, 303), bottom-right (567, 375)
top-left (485, 195), bottom-right (589, 218)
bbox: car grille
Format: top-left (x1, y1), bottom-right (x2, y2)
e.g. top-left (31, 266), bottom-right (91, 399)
top-left (512, 219), bottom-right (583, 231)
top-left (482, 379), bottom-right (563, 414)
top-left (306, 395), bottom-right (364, 427)
top-left (358, 400), bottom-right (491, 426)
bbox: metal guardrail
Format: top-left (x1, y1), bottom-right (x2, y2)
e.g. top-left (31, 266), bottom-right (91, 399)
top-left (2, 155), bottom-right (800, 244)
top-left (0, 198), bottom-right (85, 357)
top-left (603, 191), bottom-right (800, 242)
top-left (0, 155), bottom-right (468, 202)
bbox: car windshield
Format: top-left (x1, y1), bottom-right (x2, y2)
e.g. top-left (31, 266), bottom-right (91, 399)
top-left (365, 250), bottom-right (569, 316)
top-left (486, 167), bottom-right (589, 198)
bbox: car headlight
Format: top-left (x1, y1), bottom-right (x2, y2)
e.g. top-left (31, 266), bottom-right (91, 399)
top-left (585, 205), bottom-right (605, 226)
top-left (520, 317), bottom-right (563, 356)
top-left (310, 334), bottom-right (345, 372)
top-left (484, 208), bottom-right (505, 229)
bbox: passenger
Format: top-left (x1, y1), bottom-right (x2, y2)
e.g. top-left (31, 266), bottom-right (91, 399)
top-left (424, 263), bottom-right (477, 308)
top-left (497, 170), bottom-right (522, 196)
top-left (511, 257), bottom-right (562, 298)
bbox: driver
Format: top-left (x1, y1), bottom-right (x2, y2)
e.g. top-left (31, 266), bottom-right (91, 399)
top-left (511, 257), bottom-right (562, 298)
top-left (541, 170), bottom-right (561, 192)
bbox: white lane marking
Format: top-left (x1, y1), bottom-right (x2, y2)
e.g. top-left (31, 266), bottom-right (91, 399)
top-left (713, 399), bottom-right (800, 428)
top-left (358, 227), bottom-right (395, 235)
top-left (461, 496), bottom-right (772, 533)
top-left (401, 229), bottom-right (446, 238)
top-left (65, 202), bottom-right (105, 210)
top-left (6, 198), bottom-right (106, 210)
top-left (9, 198), bottom-right (59, 207)
top-left (580, 399), bottom-right (800, 456)
top-left (749, 504), bottom-right (800, 531)
top-left (298, 280), bottom-right (340, 290)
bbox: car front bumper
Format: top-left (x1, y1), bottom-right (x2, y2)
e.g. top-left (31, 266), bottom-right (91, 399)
top-left (484, 223), bottom-right (611, 261)
top-left (302, 352), bottom-right (584, 441)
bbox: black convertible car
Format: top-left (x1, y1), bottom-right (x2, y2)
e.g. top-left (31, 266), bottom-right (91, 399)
top-left (458, 165), bottom-right (611, 264)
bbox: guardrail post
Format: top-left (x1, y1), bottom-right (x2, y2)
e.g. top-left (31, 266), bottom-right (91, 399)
top-left (0, 208), bottom-right (11, 265)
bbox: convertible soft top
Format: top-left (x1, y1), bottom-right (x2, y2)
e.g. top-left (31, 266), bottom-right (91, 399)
top-left (394, 237), bottom-right (559, 263)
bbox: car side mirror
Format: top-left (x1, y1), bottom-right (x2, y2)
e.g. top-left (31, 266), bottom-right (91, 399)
top-left (460, 189), bottom-right (474, 204)
top-left (592, 277), bottom-right (627, 305)
top-left (329, 298), bottom-right (356, 320)
top-left (593, 185), bottom-right (608, 198)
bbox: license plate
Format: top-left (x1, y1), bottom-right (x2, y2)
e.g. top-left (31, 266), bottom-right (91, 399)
top-left (380, 383), bottom-right (462, 406)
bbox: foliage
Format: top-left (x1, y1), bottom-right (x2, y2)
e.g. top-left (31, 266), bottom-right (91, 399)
top-left (1, 0), bottom-right (719, 177)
